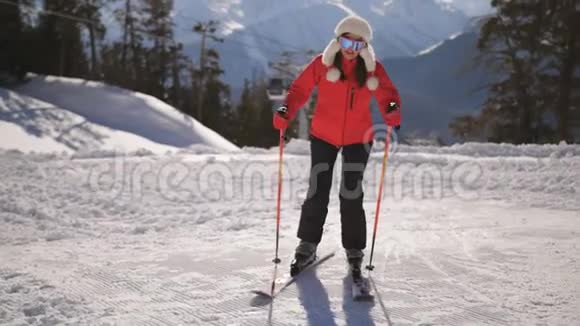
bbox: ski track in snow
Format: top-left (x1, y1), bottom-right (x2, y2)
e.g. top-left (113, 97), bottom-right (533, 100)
top-left (0, 145), bottom-right (578, 325)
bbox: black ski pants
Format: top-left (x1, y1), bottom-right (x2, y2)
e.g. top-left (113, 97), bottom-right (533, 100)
top-left (297, 136), bottom-right (372, 250)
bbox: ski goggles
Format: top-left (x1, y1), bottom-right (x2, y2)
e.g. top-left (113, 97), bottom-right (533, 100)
top-left (338, 36), bottom-right (366, 51)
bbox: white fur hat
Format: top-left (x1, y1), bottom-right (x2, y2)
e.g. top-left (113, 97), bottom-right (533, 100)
top-left (334, 15), bottom-right (373, 42)
top-left (321, 15), bottom-right (379, 91)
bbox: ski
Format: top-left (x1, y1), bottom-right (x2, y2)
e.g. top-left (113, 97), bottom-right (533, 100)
top-left (252, 251), bottom-right (335, 301)
top-left (346, 256), bottom-right (374, 302)
top-left (352, 275), bottom-right (374, 301)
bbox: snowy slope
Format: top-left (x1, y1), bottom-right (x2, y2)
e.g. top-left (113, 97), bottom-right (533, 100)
top-left (0, 121), bottom-right (70, 153)
top-left (0, 88), bottom-right (178, 154)
top-left (0, 141), bottom-right (578, 325)
top-left (14, 75), bottom-right (239, 153)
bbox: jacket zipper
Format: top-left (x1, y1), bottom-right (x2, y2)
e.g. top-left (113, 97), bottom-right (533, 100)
top-left (349, 87), bottom-right (355, 110)
top-left (341, 84), bottom-right (350, 146)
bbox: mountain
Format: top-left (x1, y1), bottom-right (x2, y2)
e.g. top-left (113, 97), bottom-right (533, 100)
top-left (439, 0), bottom-right (494, 17)
top-left (172, 0), bottom-right (471, 86)
top-left (379, 18), bottom-right (494, 142)
top-left (1, 75), bottom-right (240, 154)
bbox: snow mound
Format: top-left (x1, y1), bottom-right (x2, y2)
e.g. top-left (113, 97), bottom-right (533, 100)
top-left (395, 142), bottom-right (580, 158)
top-left (15, 75), bottom-right (239, 152)
top-left (283, 138), bottom-right (312, 155)
top-left (0, 120), bottom-right (70, 154)
top-left (0, 88), bottom-right (176, 154)
top-left (273, 138), bottom-right (580, 158)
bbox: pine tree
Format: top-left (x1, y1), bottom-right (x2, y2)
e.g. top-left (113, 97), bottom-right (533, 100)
top-left (236, 78), bottom-right (281, 147)
top-left (541, 0), bottom-right (580, 142)
top-left (236, 80), bottom-right (254, 145)
top-left (451, 0), bottom-right (579, 143)
top-left (192, 20), bottom-right (223, 124)
top-left (197, 48), bottom-right (234, 139)
top-left (167, 42), bottom-right (189, 110)
top-left (0, 0), bottom-right (25, 81)
top-left (141, 0), bottom-right (174, 100)
top-left (254, 79), bottom-right (280, 147)
top-left (481, 0), bottom-right (548, 143)
top-left (102, 0), bottom-right (145, 90)
top-left (100, 0), bottom-right (197, 124)
top-left (449, 115), bottom-right (483, 142)
top-left (77, 0), bottom-right (109, 78)
top-left (34, 0), bottom-right (89, 77)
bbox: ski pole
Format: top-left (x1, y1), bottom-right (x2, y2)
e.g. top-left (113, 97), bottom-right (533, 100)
top-left (273, 128), bottom-right (285, 264)
top-left (366, 126), bottom-right (393, 271)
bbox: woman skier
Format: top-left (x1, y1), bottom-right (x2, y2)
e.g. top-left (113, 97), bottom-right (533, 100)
top-left (273, 15), bottom-right (402, 277)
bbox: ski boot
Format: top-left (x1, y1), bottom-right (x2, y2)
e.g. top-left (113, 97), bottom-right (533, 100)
top-left (290, 240), bottom-right (317, 277)
top-left (346, 248), bottom-right (364, 280)
top-left (346, 248), bottom-right (373, 300)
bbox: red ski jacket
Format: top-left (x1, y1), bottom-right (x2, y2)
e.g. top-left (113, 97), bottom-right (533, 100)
top-left (283, 54), bottom-right (401, 146)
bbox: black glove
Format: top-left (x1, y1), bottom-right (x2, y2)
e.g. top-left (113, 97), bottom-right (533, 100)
top-left (273, 105), bottom-right (290, 130)
top-left (385, 102), bottom-right (401, 131)
top-left (387, 101), bottom-right (399, 113)
top-left (276, 105), bottom-right (289, 118)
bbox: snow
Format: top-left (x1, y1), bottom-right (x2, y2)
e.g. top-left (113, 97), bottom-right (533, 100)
top-left (0, 87), bottom-right (177, 154)
top-left (0, 121), bottom-right (70, 154)
top-left (14, 74), bottom-right (240, 153)
top-left (279, 138), bottom-right (580, 158)
top-left (417, 40), bottom-right (445, 56)
top-left (439, 0), bottom-right (494, 17)
top-left (393, 141), bottom-right (580, 158)
top-left (417, 32), bottom-right (463, 56)
top-left (222, 19), bottom-right (245, 36)
top-left (0, 140), bottom-right (578, 325)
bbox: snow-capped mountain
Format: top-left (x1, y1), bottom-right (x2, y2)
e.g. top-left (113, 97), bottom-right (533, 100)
top-left (440, 0), bottom-right (493, 17)
top-left (172, 0), bottom-right (492, 38)
top-left (379, 18), bottom-right (494, 142)
top-left (172, 0), bottom-right (475, 86)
